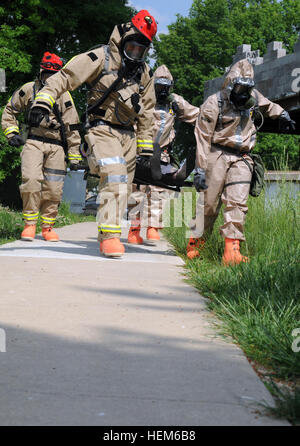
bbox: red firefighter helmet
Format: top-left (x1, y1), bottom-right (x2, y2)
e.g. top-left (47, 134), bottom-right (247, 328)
top-left (131, 10), bottom-right (157, 42)
top-left (40, 52), bottom-right (63, 72)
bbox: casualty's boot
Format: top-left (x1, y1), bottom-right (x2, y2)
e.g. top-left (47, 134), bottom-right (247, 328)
top-left (128, 221), bottom-right (143, 245)
top-left (186, 237), bottom-right (205, 260)
top-left (21, 224), bottom-right (36, 241)
top-left (128, 227), bottom-right (143, 244)
top-left (100, 238), bottom-right (125, 258)
top-left (146, 227), bottom-right (160, 244)
top-left (42, 227), bottom-right (59, 242)
top-left (222, 238), bottom-right (249, 266)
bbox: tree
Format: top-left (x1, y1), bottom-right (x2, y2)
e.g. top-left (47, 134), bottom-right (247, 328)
top-left (0, 0), bottom-right (135, 208)
top-left (154, 0), bottom-right (300, 167)
top-left (1, 0), bottom-right (135, 101)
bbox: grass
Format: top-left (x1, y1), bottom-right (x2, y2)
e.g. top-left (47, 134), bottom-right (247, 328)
top-left (163, 181), bottom-right (300, 424)
top-left (1, 182), bottom-right (299, 423)
top-left (0, 201), bottom-right (95, 244)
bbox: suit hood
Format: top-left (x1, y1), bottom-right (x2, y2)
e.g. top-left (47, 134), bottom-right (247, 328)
top-left (108, 22), bottom-right (150, 65)
top-left (153, 65), bottom-right (173, 83)
top-left (222, 59), bottom-right (254, 99)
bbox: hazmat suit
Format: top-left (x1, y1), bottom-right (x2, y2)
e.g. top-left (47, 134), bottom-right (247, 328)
top-left (28, 10), bottom-right (157, 257)
top-left (1, 52), bottom-right (81, 242)
top-left (128, 65), bottom-right (200, 244)
top-left (187, 59), bottom-right (293, 265)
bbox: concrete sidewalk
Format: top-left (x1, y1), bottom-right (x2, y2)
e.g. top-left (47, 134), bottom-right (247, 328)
top-left (0, 222), bottom-right (288, 426)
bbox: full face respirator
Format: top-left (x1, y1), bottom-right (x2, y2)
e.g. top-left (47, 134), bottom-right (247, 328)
top-left (230, 78), bottom-right (256, 110)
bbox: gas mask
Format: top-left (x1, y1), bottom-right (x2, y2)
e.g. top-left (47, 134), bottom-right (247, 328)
top-left (154, 78), bottom-right (173, 103)
top-left (121, 33), bottom-right (150, 68)
top-left (230, 78), bottom-right (256, 110)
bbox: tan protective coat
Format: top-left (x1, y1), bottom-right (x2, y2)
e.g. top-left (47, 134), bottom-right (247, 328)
top-left (2, 80), bottom-right (81, 227)
top-left (2, 80), bottom-right (81, 158)
top-left (31, 23), bottom-right (156, 239)
top-left (190, 59), bottom-right (284, 241)
top-left (152, 65), bottom-right (199, 148)
top-left (194, 59), bottom-right (284, 170)
top-left (32, 26), bottom-right (155, 144)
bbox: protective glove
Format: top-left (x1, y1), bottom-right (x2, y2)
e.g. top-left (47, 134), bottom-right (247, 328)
top-left (193, 168), bottom-right (208, 191)
top-left (135, 155), bottom-right (162, 183)
top-left (278, 111), bottom-right (296, 133)
top-left (28, 106), bottom-right (50, 127)
top-left (137, 155), bottom-right (151, 170)
top-left (8, 134), bottom-right (24, 147)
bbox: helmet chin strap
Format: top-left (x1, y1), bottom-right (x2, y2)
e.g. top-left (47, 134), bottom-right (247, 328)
top-left (39, 72), bottom-right (50, 87)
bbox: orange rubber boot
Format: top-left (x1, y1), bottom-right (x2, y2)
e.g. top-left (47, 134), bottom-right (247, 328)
top-left (21, 224), bottom-right (36, 241)
top-left (42, 227), bottom-right (59, 242)
top-left (222, 238), bottom-right (249, 266)
top-left (128, 226), bottom-right (143, 245)
top-left (100, 238), bottom-right (125, 258)
top-left (186, 237), bottom-right (205, 260)
top-left (146, 227), bottom-right (160, 244)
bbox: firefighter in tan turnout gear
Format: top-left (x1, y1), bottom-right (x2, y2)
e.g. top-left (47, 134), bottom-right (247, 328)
top-left (28, 10), bottom-right (157, 258)
top-left (187, 59), bottom-right (295, 265)
top-left (128, 65), bottom-right (200, 244)
top-left (1, 52), bottom-right (82, 242)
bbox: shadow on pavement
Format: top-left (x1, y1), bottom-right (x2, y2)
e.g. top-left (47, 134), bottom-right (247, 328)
top-left (0, 238), bottom-right (177, 259)
top-left (0, 321), bottom-right (274, 426)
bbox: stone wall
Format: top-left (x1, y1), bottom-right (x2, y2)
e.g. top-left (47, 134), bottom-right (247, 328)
top-left (264, 171), bottom-right (300, 206)
top-left (204, 38), bottom-right (300, 112)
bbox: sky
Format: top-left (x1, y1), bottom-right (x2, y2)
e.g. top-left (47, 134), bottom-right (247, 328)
top-left (128, 0), bottom-right (194, 35)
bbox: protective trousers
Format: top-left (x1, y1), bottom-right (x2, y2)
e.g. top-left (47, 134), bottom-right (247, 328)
top-left (85, 124), bottom-right (136, 240)
top-left (129, 184), bottom-right (174, 228)
top-left (19, 139), bottom-right (66, 227)
top-left (190, 146), bottom-right (253, 241)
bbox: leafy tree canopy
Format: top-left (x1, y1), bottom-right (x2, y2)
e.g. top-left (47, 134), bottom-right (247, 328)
top-left (154, 0), bottom-right (300, 105)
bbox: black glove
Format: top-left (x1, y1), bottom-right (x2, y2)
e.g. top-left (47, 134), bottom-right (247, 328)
top-left (137, 155), bottom-right (151, 170)
top-left (8, 134), bottom-right (24, 147)
top-left (135, 155), bottom-right (162, 183)
top-left (193, 168), bottom-right (208, 191)
top-left (135, 155), bottom-right (151, 183)
top-left (278, 111), bottom-right (296, 133)
top-left (28, 106), bottom-right (50, 127)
